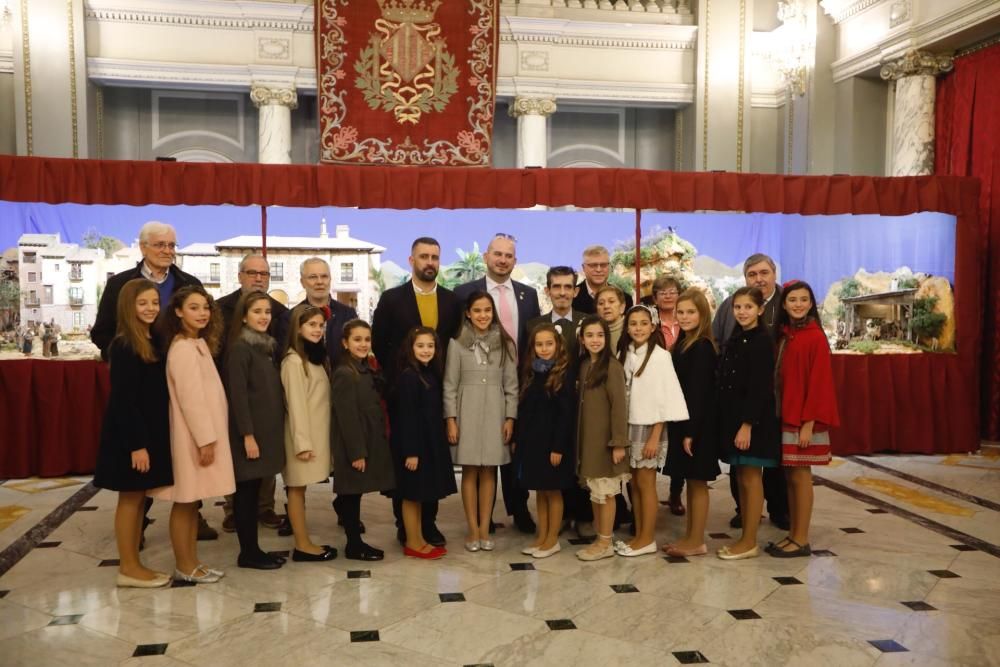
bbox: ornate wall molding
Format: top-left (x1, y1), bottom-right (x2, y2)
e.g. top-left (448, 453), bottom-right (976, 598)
top-left (250, 85), bottom-right (298, 109)
top-left (19, 0), bottom-right (32, 155)
top-left (736, 0), bottom-right (746, 173)
top-left (820, 0), bottom-right (887, 24)
top-left (509, 97), bottom-right (558, 118)
top-left (67, 0), bottom-right (79, 158)
top-left (879, 49), bottom-right (953, 80)
top-left (84, 0), bottom-right (314, 32)
top-left (501, 17), bottom-right (697, 50)
top-left (0, 49), bottom-right (13, 75)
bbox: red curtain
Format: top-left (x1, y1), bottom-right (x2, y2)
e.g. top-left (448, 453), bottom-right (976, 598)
top-left (936, 41), bottom-right (1000, 440)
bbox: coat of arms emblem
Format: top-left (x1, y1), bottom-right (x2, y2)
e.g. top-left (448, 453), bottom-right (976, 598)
top-left (355, 0), bottom-right (459, 125)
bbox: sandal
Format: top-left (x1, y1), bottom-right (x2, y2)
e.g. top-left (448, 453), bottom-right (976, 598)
top-left (767, 538), bottom-right (811, 558)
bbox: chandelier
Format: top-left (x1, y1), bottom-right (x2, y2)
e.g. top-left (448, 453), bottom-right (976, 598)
top-left (770, 0), bottom-right (813, 96)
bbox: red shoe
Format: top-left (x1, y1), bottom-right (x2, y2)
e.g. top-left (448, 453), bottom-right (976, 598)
top-left (404, 545), bottom-right (446, 560)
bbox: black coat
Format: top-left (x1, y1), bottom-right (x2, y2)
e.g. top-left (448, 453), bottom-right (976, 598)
top-left (454, 278), bottom-right (540, 353)
top-left (371, 281), bottom-right (461, 387)
top-left (388, 366), bottom-right (458, 502)
top-left (329, 360), bottom-right (396, 495)
top-left (295, 297), bottom-right (357, 364)
top-left (93, 338), bottom-right (173, 491)
top-left (91, 262), bottom-right (202, 360)
top-left (216, 289), bottom-right (291, 364)
top-left (665, 334), bottom-right (721, 481)
top-left (514, 367), bottom-right (577, 490)
top-left (572, 287), bottom-right (633, 315)
top-left (717, 325), bottom-right (780, 463)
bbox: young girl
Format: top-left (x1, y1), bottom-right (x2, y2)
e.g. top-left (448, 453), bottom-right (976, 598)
top-left (662, 289), bottom-right (720, 557)
top-left (717, 286), bottom-right (780, 560)
top-left (224, 291), bottom-right (287, 570)
top-left (575, 315), bottom-right (629, 561)
top-left (444, 291), bottom-right (518, 552)
top-left (770, 280), bottom-right (840, 558)
top-left (514, 324), bottom-right (576, 559)
top-left (151, 286), bottom-right (235, 583)
top-left (616, 306), bottom-right (688, 557)
top-left (389, 327), bottom-right (456, 560)
top-left (330, 319), bottom-right (395, 561)
top-left (94, 278), bottom-right (172, 588)
top-left (594, 285), bottom-right (627, 352)
top-left (281, 304), bottom-right (336, 562)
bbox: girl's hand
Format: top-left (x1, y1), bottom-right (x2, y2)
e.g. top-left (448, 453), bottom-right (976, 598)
top-left (550, 452), bottom-right (563, 467)
top-left (734, 424), bottom-right (752, 451)
top-left (405, 456), bottom-right (418, 471)
top-left (642, 438), bottom-right (658, 461)
top-left (502, 418), bottom-right (514, 445)
top-left (199, 443), bottom-right (216, 467)
top-left (131, 448), bottom-right (150, 473)
top-left (296, 450), bottom-right (315, 462)
top-left (244, 435), bottom-right (260, 460)
top-left (352, 458), bottom-right (366, 472)
top-left (798, 421), bottom-right (815, 448)
top-left (683, 437), bottom-right (694, 457)
top-left (510, 441), bottom-right (516, 454)
top-left (447, 418), bottom-right (459, 445)
top-left (612, 446), bottom-right (626, 465)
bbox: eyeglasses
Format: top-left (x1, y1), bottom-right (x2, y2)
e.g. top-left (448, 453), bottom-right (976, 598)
top-left (303, 273), bottom-right (330, 282)
top-left (655, 289), bottom-right (679, 297)
top-left (145, 241), bottom-right (177, 251)
top-left (583, 262), bottom-right (610, 270)
top-left (242, 270), bottom-right (271, 278)
top-left (493, 232), bottom-right (517, 242)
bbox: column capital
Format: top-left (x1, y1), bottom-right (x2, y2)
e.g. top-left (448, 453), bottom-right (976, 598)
top-left (508, 96), bottom-right (557, 118)
top-left (250, 84), bottom-right (298, 110)
top-left (880, 50), bottom-right (954, 81)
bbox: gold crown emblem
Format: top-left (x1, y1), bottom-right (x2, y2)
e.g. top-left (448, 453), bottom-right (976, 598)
top-left (376, 0), bottom-right (441, 24)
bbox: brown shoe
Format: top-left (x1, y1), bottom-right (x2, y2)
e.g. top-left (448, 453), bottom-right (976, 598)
top-left (258, 509), bottom-right (283, 529)
top-left (221, 514), bottom-right (236, 533)
top-left (668, 494), bottom-right (686, 516)
top-left (197, 513), bottom-right (219, 541)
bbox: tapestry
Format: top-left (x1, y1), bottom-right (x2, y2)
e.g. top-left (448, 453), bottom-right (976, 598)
top-left (316, 0), bottom-right (498, 166)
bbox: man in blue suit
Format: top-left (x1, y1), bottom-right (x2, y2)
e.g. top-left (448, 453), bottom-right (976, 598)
top-left (454, 233), bottom-right (540, 533)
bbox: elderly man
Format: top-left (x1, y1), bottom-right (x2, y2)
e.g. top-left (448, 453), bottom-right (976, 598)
top-left (572, 245), bottom-right (634, 314)
top-left (297, 257), bottom-right (358, 362)
top-left (455, 233), bottom-right (540, 533)
top-left (372, 237), bottom-right (462, 547)
top-left (712, 252), bottom-right (790, 531)
top-left (216, 253), bottom-right (291, 533)
top-left (91, 221), bottom-right (217, 541)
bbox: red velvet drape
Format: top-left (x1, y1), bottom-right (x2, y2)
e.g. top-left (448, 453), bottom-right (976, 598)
top-left (936, 41), bottom-right (1000, 440)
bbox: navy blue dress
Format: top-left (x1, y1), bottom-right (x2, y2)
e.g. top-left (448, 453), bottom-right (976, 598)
top-left (665, 334), bottom-right (720, 481)
top-left (514, 367), bottom-right (577, 490)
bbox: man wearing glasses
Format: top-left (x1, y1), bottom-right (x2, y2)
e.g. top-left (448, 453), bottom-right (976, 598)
top-left (216, 254), bottom-right (291, 534)
top-left (455, 233), bottom-right (540, 533)
top-left (297, 257), bottom-right (358, 362)
top-left (572, 245), bottom-right (634, 314)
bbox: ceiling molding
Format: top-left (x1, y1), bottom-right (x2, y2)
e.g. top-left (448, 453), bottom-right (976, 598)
top-left (84, 0), bottom-right (314, 32)
top-left (501, 17), bottom-right (697, 50)
top-left (820, 0), bottom-right (888, 24)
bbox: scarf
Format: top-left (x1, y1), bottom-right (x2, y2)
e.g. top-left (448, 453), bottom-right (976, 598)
top-left (239, 326), bottom-right (275, 356)
top-left (457, 322), bottom-right (502, 366)
top-left (608, 317), bottom-right (624, 353)
top-left (303, 339), bottom-right (327, 366)
top-left (532, 357), bottom-right (555, 373)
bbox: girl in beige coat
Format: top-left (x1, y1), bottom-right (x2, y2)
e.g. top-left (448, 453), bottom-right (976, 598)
top-left (281, 305), bottom-right (336, 562)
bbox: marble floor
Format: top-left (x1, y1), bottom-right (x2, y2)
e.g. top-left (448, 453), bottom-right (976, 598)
top-left (1, 449), bottom-right (999, 666)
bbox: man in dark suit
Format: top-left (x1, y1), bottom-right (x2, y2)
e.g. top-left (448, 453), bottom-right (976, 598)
top-left (712, 252), bottom-right (789, 531)
top-left (454, 233), bottom-right (540, 533)
top-left (296, 257), bottom-right (358, 362)
top-left (91, 221), bottom-right (216, 541)
top-left (525, 266), bottom-right (593, 538)
top-left (571, 244), bottom-right (634, 314)
top-left (372, 237), bottom-right (461, 546)
top-left (216, 253), bottom-right (291, 533)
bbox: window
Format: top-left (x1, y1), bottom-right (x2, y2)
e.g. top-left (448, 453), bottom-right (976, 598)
top-left (28, 290), bottom-right (37, 304)
top-left (270, 262), bottom-right (284, 281)
top-left (73, 312), bottom-right (84, 328)
top-left (340, 263), bottom-right (355, 282)
top-left (69, 287), bottom-right (84, 301)
top-left (27, 272), bottom-right (36, 282)
top-left (23, 252), bottom-right (36, 263)
top-left (54, 264), bottom-right (60, 272)
top-left (210, 263), bottom-right (220, 282)
top-left (43, 285), bottom-right (53, 304)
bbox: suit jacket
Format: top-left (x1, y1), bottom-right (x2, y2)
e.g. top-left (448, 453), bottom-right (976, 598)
top-left (371, 280), bottom-right (461, 386)
top-left (572, 284), bottom-right (634, 315)
top-left (526, 310), bottom-right (586, 361)
top-left (91, 261), bottom-right (202, 360)
top-left (712, 285), bottom-right (783, 352)
top-left (295, 296), bottom-right (358, 363)
top-left (454, 277), bottom-right (541, 352)
top-left (216, 288), bottom-right (291, 364)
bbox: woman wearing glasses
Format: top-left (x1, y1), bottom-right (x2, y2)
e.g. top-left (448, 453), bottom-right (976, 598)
top-left (651, 275), bottom-right (687, 516)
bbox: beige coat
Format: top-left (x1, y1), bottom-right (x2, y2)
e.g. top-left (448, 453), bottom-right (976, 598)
top-left (576, 356), bottom-right (629, 480)
top-left (281, 351), bottom-right (332, 487)
top-left (151, 337), bottom-right (235, 503)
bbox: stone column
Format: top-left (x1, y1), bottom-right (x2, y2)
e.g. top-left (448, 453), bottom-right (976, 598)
top-left (508, 97), bottom-right (557, 168)
top-left (250, 85), bottom-right (298, 164)
top-left (880, 50), bottom-right (953, 176)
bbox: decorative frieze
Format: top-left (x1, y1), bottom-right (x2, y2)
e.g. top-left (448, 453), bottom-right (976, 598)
top-left (508, 97), bottom-right (558, 118)
top-left (879, 49), bottom-right (953, 80)
top-left (250, 85), bottom-right (298, 110)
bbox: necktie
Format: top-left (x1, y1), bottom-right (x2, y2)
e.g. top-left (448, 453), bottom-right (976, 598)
top-left (496, 284), bottom-right (515, 345)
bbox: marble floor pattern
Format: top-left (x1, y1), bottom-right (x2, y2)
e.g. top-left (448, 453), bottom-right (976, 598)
top-left (1, 450), bottom-right (999, 666)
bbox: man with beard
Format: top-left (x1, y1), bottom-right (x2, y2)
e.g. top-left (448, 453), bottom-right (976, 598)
top-left (372, 237), bottom-right (461, 546)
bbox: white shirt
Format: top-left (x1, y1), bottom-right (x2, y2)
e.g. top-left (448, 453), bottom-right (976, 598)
top-left (485, 275), bottom-right (519, 339)
top-left (412, 281), bottom-right (437, 295)
top-left (623, 343), bottom-right (689, 425)
top-left (140, 262), bottom-right (170, 285)
top-left (550, 309), bottom-right (572, 323)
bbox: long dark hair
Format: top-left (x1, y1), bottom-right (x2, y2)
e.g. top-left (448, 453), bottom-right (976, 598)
top-left (618, 305), bottom-right (666, 377)
top-left (224, 291), bottom-right (273, 363)
top-left (777, 280), bottom-right (822, 330)
top-left (578, 315), bottom-right (613, 389)
top-left (458, 290), bottom-right (516, 365)
top-left (157, 285), bottom-right (223, 355)
top-left (520, 323), bottom-right (569, 399)
top-left (398, 325), bottom-right (443, 387)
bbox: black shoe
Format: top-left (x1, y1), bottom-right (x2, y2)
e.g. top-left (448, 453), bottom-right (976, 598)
top-left (238, 553), bottom-right (282, 570)
top-left (292, 547), bottom-right (338, 562)
top-left (513, 512), bottom-right (536, 534)
top-left (770, 514), bottom-right (791, 531)
top-left (424, 526), bottom-right (446, 547)
top-left (265, 551), bottom-right (288, 565)
top-left (729, 513), bottom-right (742, 529)
top-left (277, 518), bottom-right (293, 537)
top-left (396, 527), bottom-right (407, 546)
top-left (345, 543), bottom-right (384, 561)
top-left (197, 513), bottom-right (218, 541)
top-left (321, 544), bottom-right (339, 559)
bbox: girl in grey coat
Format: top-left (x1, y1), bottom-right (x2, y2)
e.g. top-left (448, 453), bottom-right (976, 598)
top-left (331, 319), bottom-right (395, 561)
top-left (444, 291), bottom-right (519, 552)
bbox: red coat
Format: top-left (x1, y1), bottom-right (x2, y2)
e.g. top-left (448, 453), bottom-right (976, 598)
top-left (778, 321), bottom-right (840, 429)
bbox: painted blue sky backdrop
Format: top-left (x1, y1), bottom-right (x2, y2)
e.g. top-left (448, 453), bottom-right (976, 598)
top-left (0, 202), bottom-right (956, 300)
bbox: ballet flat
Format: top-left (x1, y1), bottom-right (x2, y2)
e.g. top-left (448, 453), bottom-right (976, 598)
top-left (617, 542), bottom-right (658, 558)
top-left (480, 539), bottom-right (495, 551)
top-left (576, 543), bottom-right (616, 561)
top-left (173, 566), bottom-right (221, 583)
top-left (464, 540), bottom-right (481, 552)
top-left (116, 572), bottom-right (171, 588)
top-left (532, 543), bottom-right (561, 559)
top-left (199, 564), bottom-right (225, 578)
top-left (521, 545), bottom-right (540, 556)
top-left (716, 545), bottom-right (760, 560)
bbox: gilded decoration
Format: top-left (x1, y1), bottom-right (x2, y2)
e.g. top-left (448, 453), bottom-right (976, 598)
top-left (880, 50), bottom-right (953, 81)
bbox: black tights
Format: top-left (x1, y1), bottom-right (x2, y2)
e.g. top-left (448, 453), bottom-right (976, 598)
top-left (234, 478), bottom-right (265, 558)
top-left (333, 494), bottom-right (363, 547)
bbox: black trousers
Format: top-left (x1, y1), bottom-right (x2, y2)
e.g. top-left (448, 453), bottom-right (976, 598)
top-left (234, 478), bottom-right (264, 558)
top-left (669, 476), bottom-right (684, 496)
top-left (332, 493), bottom-right (363, 544)
top-left (392, 497), bottom-right (440, 532)
top-left (499, 461), bottom-right (529, 517)
top-left (562, 485), bottom-right (594, 523)
top-left (729, 465), bottom-right (789, 518)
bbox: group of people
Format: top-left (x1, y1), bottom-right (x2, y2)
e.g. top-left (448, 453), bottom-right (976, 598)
top-left (92, 223), bottom-right (839, 589)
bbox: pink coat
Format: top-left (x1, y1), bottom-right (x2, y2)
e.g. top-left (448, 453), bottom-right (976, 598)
top-left (151, 337), bottom-right (235, 503)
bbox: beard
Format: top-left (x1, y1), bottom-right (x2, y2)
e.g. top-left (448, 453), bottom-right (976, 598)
top-left (416, 265), bottom-right (438, 282)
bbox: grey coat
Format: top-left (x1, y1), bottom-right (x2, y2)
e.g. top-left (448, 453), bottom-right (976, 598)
top-left (330, 360), bottom-right (395, 495)
top-left (443, 325), bottom-right (519, 466)
top-left (225, 330), bottom-right (286, 482)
